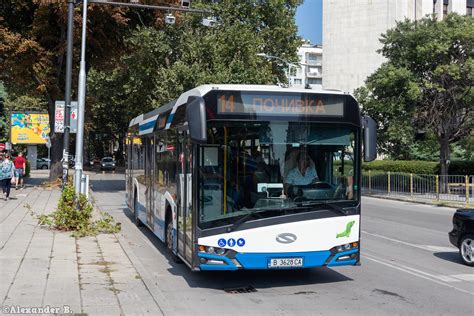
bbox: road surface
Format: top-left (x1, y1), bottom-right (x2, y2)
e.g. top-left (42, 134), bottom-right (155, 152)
top-left (89, 172), bottom-right (473, 315)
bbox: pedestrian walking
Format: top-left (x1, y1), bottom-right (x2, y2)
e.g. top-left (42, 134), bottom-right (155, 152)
top-left (13, 152), bottom-right (27, 189)
top-left (0, 154), bottom-right (15, 201)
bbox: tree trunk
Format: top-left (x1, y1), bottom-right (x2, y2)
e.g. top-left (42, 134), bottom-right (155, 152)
top-left (439, 136), bottom-right (450, 193)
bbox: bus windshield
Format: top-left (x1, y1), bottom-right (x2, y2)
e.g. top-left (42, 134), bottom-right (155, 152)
top-left (198, 121), bottom-right (359, 228)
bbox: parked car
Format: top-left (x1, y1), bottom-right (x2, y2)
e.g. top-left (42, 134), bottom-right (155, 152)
top-left (36, 158), bottom-right (51, 170)
top-left (100, 157), bottom-right (116, 171)
top-left (449, 208), bottom-right (474, 266)
top-left (88, 157), bottom-right (100, 167)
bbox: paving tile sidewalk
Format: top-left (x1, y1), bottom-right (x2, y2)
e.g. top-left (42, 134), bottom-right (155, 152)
top-left (0, 171), bottom-right (163, 315)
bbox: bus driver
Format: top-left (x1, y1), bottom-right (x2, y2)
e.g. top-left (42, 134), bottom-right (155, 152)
top-left (285, 152), bottom-right (319, 187)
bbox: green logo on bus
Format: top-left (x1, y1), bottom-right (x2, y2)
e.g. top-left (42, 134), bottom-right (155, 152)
top-left (336, 221), bottom-right (355, 238)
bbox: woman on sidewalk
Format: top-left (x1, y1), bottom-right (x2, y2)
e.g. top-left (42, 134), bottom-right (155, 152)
top-left (0, 154), bottom-right (15, 201)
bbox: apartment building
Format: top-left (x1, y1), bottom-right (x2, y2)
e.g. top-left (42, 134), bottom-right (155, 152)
top-left (322, 0), bottom-right (474, 93)
top-left (292, 44), bottom-right (323, 88)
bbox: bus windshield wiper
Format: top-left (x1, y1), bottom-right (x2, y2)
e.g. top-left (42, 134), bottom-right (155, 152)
top-left (227, 208), bottom-right (283, 233)
top-left (301, 201), bottom-right (348, 216)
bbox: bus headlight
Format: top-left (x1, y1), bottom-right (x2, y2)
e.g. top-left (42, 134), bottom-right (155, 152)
top-left (215, 247), bottom-right (226, 255)
top-left (198, 245), bottom-right (226, 255)
top-left (334, 242), bottom-right (358, 253)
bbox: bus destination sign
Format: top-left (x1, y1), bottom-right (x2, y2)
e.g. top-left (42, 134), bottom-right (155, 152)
top-left (217, 92), bottom-right (344, 117)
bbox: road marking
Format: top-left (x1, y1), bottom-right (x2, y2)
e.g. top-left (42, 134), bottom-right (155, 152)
top-left (362, 231), bottom-right (456, 253)
top-left (450, 274), bottom-right (474, 282)
top-left (425, 245), bottom-right (458, 252)
top-left (363, 254), bottom-right (474, 296)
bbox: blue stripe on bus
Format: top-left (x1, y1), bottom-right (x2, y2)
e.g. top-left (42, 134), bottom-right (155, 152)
top-left (198, 253), bottom-right (238, 271)
top-left (198, 249), bottom-right (359, 270)
top-left (139, 120), bottom-right (156, 132)
top-left (327, 249), bottom-right (358, 267)
top-left (165, 113), bottom-right (175, 127)
top-left (235, 250), bottom-right (331, 269)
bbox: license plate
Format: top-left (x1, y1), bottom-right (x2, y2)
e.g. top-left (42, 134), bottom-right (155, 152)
top-left (267, 257), bottom-right (304, 268)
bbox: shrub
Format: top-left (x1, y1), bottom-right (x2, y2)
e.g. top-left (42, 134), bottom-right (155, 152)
top-left (362, 160), bottom-right (438, 174)
top-left (30, 184), bottom-right (121, 237)
top-left (448, 160), bottom-right (474, 175)
top-left (362, 160), bottom-right (474, 175)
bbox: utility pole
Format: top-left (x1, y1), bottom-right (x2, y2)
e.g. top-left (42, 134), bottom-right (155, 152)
top-left (62, 0), bottom-right (75, 186)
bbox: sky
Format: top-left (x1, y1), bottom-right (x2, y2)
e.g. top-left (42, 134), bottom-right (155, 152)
top-left (295, 0), bottom-right (323, 45)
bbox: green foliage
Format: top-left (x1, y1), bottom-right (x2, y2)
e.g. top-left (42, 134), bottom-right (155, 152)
top-left (31, 185), bottom-right (121, 237)
top-left (449, 160), bottom-right (474, 176)
top-left (0, 0), bottom-right (173, 176)
top-left (357, 14), bottom-right (474, 173)
top-left (362, 160), bottom-right (474, 175)
top-left (87, 0), bottom-right (302, 160)
top-left (363, 160), bottom-right (439, 174)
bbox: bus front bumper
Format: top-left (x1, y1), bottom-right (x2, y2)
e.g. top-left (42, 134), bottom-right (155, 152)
top-left (197, 249), bottom-right (359, 271)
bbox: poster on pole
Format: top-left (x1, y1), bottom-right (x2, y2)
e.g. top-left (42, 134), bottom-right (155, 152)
top-left (55, 101), bottom-right (78, 133)
top-left (10, 113), bottom-right (50, 144)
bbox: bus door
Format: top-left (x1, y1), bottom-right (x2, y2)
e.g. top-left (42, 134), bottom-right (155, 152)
top-left (177, 129), bottom-right (194, 264)
top-left (145, 137), bottom-right (155, 229)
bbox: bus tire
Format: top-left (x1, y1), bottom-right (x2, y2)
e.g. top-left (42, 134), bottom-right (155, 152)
top-left (133, 192), bottom-right (143, 227)
top-left (165, 212), bottom-right (182, 263)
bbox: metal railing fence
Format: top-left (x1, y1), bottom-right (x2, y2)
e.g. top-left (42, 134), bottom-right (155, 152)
top-left (362, 171), bottom-right (473, 207)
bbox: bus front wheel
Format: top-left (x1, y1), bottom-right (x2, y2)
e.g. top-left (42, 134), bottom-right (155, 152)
top-left (133, 193), bottom-right (143, 227)
top-left (166, 216), bottom-right (182, 263)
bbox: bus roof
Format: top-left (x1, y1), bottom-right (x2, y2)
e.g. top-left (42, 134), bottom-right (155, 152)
top-left (129, 84), bottom-right (354, 134)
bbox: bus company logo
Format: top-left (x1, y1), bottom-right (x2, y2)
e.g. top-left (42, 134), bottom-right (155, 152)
top-left (336, 221), bottom-right (355, 238)
top-left (275, 233), bottom-right (297, 244)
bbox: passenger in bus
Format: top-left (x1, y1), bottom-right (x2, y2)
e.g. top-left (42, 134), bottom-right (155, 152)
top-left (285, 152), bottom-right (319, 186)
top-left (253, 156), bottom-right (271, 184)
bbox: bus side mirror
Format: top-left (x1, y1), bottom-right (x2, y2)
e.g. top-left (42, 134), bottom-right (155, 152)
top-left (362, 116), bottom-right (377, 162)
top-left (186, 96), bottom-right (207, 143)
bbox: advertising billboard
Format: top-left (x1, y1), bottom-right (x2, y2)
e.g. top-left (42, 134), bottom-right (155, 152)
top-left (10, 113), bottom-right (50, 144)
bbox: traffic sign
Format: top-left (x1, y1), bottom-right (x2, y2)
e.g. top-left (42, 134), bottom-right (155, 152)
top-left (0, 143), bottom-right (4, 151)
top-left (54, 101), bottom-right (78, 133)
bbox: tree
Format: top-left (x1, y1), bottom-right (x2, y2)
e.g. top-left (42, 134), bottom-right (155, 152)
top-left (0, 82), bottom-right (7, 143)
top-left (87, 0), bottom-right (302, 163)
top-left (0, 0), bottom-right (175, 180)
top-left (357, 14), bottom-right (474, 175)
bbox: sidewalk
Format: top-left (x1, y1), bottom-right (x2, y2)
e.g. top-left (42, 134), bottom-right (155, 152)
top-left (0, 171), bottom-right (163, 315)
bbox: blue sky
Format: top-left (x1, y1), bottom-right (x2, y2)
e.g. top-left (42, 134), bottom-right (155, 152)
top-left (295, 0), bottom-right (323, 45)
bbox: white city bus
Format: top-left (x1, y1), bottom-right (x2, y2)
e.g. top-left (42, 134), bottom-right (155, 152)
top-left (125, 84), bottom-right (376, 271)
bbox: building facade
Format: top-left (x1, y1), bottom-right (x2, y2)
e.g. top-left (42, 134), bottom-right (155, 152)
top-left (322, 0), bottom-right (474, 93)
top-left (292, 44), bottom-right (323, 88)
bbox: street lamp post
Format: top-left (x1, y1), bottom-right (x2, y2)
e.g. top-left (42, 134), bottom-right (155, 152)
top-left (257, 53), bottom-right (299, 86)
top-left (257, 53), bottom-right (311, 87)
top-left (74, 0), bottom-right (88, 194)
